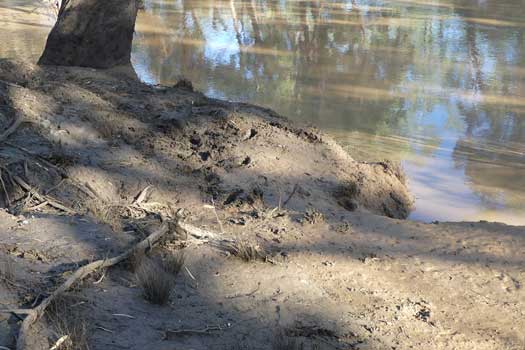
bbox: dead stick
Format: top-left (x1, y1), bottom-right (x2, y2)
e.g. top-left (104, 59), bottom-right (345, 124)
top-left (177, 221), bottom-right (230, 241)
top-left (0, 116), bottom-right (23, 143)
top-left (0, 79), bottom-right (24, 89)
top-left (11, 175), bottom-right (76, 214)
top-left (2, 141), bottom-right (97, 199)
top-left (0, 169), bottom-right (10, 206)
top-left (163, 325), bottom-right (223, 339)
top-left (2, 141), bottom-right (66, 176)
top-left (26, 201), bottom-right (49, 212)
top-left (133, 185), bottom-right (153, 205)
top-left (12, 222), bottom-right (171, 350)
top-left (282, 184), bottom-right (298, 207)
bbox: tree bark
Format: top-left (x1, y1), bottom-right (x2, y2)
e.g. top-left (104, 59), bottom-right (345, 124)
top-left (38, 0), bottom-right (139, 68)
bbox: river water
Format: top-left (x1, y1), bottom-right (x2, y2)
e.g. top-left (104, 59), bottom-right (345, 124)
top-left (1, 0), bottom-right (524, 224)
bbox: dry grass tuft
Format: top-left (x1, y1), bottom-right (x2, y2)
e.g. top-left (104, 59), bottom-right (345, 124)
top-left (46, 295), bottom-right (90, 350)
top-left (272, 332), bottom-right (321, 350)
top-left (226, 240), bottom-right (266, 262)
top-left (0, 256), bottom-right (15, 283)
top-left (302, 208), bottom-right (325, 225)
top-left (86, 199), bottom-right (124, 232)
top-left (127, 248), bottom-right (146, 272)
top-left (47, 151), bottom-right (78, 168)
top-left (272, 334), bottom-right (303, 350)
top-left (174, 77), bottom-right (194, 91)
top-left (162, 251), bottom-right (185, 276)
top-left (135, 258), bottom-right (173, 305)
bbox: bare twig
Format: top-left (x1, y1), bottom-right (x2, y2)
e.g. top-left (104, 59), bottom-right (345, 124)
top-left (0, 169), bottom-right (10, 206)
top-left (112, 313), bottom-right (135, 319)
top-left (95, 326), bottom-right (114, 333)
top-left (177, 221), bottom-right (233, 242)
top-left (10, 174), bottom-right (76, 214)
top-left (226, 282), bottom-right (260, 299)
top-left (92, 271), bottom-right (106, 284)
top-left (0, 275), bottom-right (31, 291)
top-left (282, 184), bottom-right (299, 208)
top-left (43, 178), bottom-right (65, 195)
top-left (0, 79), bottom-right (24, 89)
top-left (2, 141), bottom-right (64, 175)
top-left (49, 335), bottom-right (69, 350)
top-left (184, 266), bottom-right (196, 281)
top-left (0, 115), bottom-right (24, 143)
top-left (207, 198), bottom-right (224, 234)
top-left (26, 201), bottom-right (49, 211)
top-left (2, 141), bottom-right (97, 199)
top-left (133, 185), bottom-right (153, 205)
top-left (163, 325), bottom-right (224, 339)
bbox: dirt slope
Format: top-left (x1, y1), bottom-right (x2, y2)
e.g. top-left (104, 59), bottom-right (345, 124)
top-left (0, 60), bottom-right (524, 350)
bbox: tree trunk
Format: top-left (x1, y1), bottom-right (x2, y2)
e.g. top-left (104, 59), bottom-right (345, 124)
top-left (38, 0), bottom-right (139, 69)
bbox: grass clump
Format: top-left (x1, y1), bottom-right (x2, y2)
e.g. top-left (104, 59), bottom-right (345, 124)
top-left (273, 334), bottom-right (304, 350)
top-left (272, 332), bottom-right (321, 350)
top-left (46, 296), bottom-right (90, 350)
top-left (162, 251), bottom-right (185, 276)
top-left (302, 208), bottom-right (325, 224)
top-left (226, 240), bottom-right (266, 262)
top-left (127, 248), bottom-right (146, 273)
top-left (135, 258), bottom-right (174, 305)
top-left (0, 256), bottom-right (15, 283)
top-left (86, 199), bottom-right (124, 232)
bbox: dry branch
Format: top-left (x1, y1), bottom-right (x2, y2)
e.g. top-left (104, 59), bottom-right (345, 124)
top-left (3, 222), bottom-right (171, 350)
top-left (3, 141), bottom-right (67, 177)
top-left (177, 221), bottom-right (231, 242)
top-left (10, 175), bottom-right (76, 214)
top-left (2, 141), bottom-right (97, 199)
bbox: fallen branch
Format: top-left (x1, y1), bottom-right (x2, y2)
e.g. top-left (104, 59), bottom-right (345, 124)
top-left (10, 175), bottom-right (76, 214)
top-left (177, 221), bottom-right (232, 242)
top-left (26, 201), bottom-right (49, 212)
top-left (2, 141), bottom-right (97, 199)
top-left (4, 222), bottom-right (171, 350)
top-left (2, 141), bottom-right (67, 177)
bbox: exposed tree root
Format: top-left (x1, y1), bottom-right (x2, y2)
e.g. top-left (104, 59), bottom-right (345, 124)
top-left (1, 222), bottom-right (171, 350)
top-left (0, 217), bottom-right (243, 350)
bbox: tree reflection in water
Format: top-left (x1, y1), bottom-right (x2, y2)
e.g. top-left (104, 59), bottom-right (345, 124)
top-left (0, 0), bottom-right (524, 223)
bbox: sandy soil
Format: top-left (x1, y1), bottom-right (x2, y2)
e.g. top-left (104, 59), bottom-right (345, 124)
top-left (0, 59), bottom-right (524, 350)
